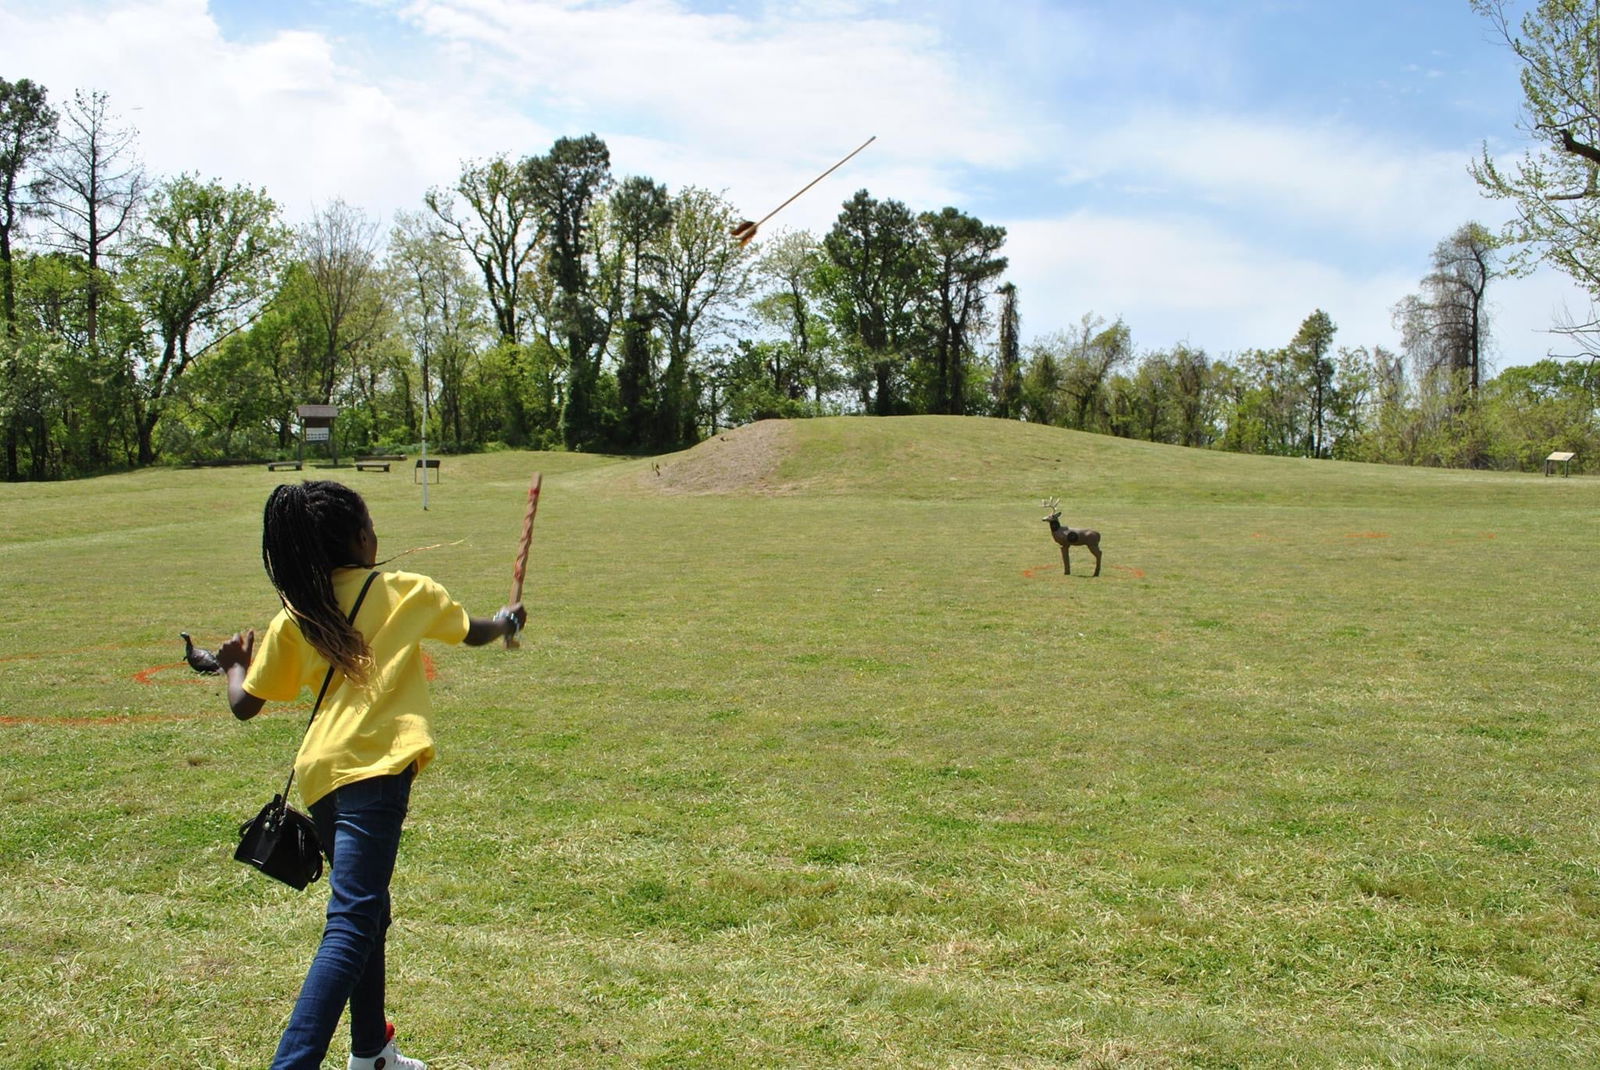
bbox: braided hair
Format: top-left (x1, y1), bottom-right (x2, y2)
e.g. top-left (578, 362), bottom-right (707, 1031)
top-left (261, 480), bottom-right (373, 681)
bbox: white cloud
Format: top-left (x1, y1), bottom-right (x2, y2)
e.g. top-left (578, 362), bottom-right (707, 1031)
top-left (1000, 211), bottom-right (1406, 355)
top-left (1066, 109), bottom-right (1487, 243)
top-left (1001, 209), bottom-right (1588, 364)
top-left (392, 0), bottom-right (1037, 163)
top-left (0, 0), bottom-right (549, 224)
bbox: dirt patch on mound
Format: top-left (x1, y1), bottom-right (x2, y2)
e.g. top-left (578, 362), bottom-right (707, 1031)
top-left (640, 420), bottom-right (798, 495)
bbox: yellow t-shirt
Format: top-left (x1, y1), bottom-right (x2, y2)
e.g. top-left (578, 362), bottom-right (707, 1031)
top-left (243, 568), bottom-right (471, 806)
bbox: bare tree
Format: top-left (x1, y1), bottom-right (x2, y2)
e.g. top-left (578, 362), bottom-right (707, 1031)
top-left (389, 211), bottom-right (487, 446)
top-left (40, 89), bottom-right (146, 359)
top-left (299, 200), bottom-right (385, 402)
top-left (1394, 223), bottom-right (1496, 395)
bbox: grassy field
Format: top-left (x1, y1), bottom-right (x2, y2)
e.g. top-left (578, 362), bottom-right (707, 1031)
top-left (2, 415), bottom-right (1598, 1068)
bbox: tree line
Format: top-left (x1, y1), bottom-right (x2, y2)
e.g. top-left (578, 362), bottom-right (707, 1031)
top-left (4, 56), bottom-right (1600, 480)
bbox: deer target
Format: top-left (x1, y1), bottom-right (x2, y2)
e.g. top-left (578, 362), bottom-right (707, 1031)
top-left (1041, 497), bottom-right (1102, 576)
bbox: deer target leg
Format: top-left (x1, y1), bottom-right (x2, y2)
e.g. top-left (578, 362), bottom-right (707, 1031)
top-left (1090, 546), bottom-right (1102, 576)
top-left (1061, 545), bottom-right (1071, 575)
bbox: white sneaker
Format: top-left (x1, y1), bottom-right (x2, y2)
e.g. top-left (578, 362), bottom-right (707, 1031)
top-left (349, 1023), bottom-right (427, 1070)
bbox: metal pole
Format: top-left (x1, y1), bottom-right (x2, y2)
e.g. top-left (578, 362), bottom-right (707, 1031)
top-left (421, 351), bottom-right (431, 511)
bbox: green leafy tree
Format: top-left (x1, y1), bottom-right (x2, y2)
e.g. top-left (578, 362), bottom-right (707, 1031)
top-left (1325, 345), bottom-right (1377, 460)
top-left (1052, 314), bottom-right (1132, 432)
top-left (1221, 346), bottom-right (1305, 455)
top-left (226, 283), bottom-right (315, 451)
top-left (1019, 340), bottom-right (1065, 425)
top-left (0, 77), bottom-right (54, 334)
top-left (1289, 309), bottom-right (1337, 457)
top-left (165, 322), bottom-right (285, 460)
top-left (753, 229), bottom-right (836, 410)
top-left (1167, 343), bottom-right (1219, 448)
top-left (0, 76), bottom-right (58, 479)
top-left (609, 175), bottom-right (671, 449)
top-left (10, 248), bottom-right (142, 474)
top-left (123, 175), bottom-right (285, 463)
top-left (426, 155), bottom-right (552, 442)
top-left (710, 339), bottom-right (814, 429)
top-left (917, 207), bottom-right (1006, 415)
top-left (525, 134), bottom-right (614, 450)
top-left (1121, 343), bottom-right (1219, 447)
top-left (1473, 1), bottom-right (1600, 313)
top-left (650, 186), bottom-right (749, 447)
top-left (1483, 357), bottom-right (1600, 469)
top-left (818, 190), bottom-right (927, 416)
top-left (991, 282), bottom-right (1022, 419)
top-left (425, 155), bottom-right (541, 346)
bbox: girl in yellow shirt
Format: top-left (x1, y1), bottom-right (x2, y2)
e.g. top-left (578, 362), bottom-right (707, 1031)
top-left (217, 480), bottom-right (524, 1070)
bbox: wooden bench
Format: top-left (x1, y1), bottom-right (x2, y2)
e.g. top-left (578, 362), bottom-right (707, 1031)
top-left (267, 461), bottom-right (302, 472)
top-left (355, 459), bottom-right (391, 473)
top-left (414, 457), bottom-right (441, 484)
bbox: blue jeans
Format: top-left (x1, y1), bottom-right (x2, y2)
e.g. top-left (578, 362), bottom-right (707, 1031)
top-left (271, 768), bottom-right (413, 1070)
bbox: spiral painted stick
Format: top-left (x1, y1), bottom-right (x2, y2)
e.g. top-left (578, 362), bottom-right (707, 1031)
top-left (505, 472), bottom-right (542, 650)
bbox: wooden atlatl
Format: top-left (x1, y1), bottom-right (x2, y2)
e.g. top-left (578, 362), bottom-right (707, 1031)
top-left (1041, 496), bottom-right (1102, 576)
top-left (505, 472), bottom-right (542, 649)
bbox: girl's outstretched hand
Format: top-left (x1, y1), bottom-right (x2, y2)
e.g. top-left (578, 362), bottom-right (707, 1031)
top-left (216, 629), bottom-right (255, 672)
top-left (465, 604), bottom-right (527, 646)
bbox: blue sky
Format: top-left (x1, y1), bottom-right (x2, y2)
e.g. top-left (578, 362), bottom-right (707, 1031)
top-left (0, 0), bottom-right (1586, 367)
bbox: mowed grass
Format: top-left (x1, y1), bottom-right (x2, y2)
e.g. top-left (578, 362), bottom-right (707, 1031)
top-left (2, 415), bottom-right (1598, 1068)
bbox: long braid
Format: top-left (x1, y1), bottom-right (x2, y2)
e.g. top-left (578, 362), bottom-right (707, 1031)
top-left (261, 481), bottom-right (372, 681)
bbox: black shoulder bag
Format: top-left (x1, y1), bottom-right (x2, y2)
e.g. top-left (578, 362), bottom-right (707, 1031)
top-left (235, 570), bottom-right (379, 890)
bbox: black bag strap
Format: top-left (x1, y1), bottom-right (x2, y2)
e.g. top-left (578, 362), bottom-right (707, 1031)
top-left (278, 570), bottom-right (380, 804)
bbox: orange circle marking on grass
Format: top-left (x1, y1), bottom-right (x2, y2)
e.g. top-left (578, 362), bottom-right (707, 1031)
top-left (1024, 563), bottom-right (1138, 579)
top-left (134, 661), bottom-right (215, 685)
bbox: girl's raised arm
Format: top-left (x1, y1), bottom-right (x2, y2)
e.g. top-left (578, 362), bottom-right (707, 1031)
top-left (217, 629), bottom-right (265, 720)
